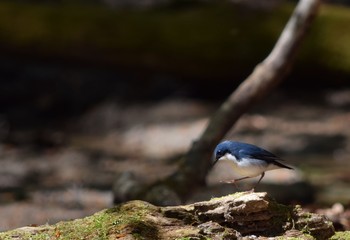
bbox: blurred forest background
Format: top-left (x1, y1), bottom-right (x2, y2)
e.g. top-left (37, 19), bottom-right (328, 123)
top-left (1, 0), bottom-right (350, 231)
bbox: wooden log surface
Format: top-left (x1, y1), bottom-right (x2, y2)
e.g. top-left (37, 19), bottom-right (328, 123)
top-left (0, 192), bottom-right (337, 239)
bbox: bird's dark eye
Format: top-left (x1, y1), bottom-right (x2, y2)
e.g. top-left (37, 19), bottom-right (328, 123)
top-left (216, 149), bottom-right (224, 158)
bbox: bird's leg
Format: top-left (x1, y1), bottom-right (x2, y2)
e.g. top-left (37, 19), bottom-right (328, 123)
top-left (221, 176), bottom-right (250, 184)
top-left (220, 179), bottom-right (238, 189)
top-left (251, 172), bottom-right (265, 191)
top-left (256, 172), bottom-right (265, 185)
top-left (220, 176), bottom-right (251, 191)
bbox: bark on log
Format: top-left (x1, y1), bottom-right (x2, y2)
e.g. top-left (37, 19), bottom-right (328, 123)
top-left (163, 192), bottom-right (335, 239)
top-left (0, 192), bottom-right (336, 239)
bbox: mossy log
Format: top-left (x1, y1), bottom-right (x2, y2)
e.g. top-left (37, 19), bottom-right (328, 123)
top-left (0, 192), bottom-right (339, 239)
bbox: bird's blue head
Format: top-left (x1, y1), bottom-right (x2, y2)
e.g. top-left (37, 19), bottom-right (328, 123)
top-left (213, 140), bottom-right (235, 165)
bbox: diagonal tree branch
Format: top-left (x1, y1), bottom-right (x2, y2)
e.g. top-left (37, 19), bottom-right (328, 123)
top-left (166, 0), bottom-right (321, 198)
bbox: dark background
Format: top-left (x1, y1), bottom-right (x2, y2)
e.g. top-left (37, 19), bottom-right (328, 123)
top-left (0, 0), bottom-right (350, 231)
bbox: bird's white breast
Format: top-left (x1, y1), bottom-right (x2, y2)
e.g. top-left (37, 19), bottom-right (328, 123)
top-left (219, 153), bottom-right (270, 177)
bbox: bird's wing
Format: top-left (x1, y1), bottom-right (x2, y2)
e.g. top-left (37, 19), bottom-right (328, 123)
top-left (239, 148), bottom-right (292, 169)
top-left (238, 147), bottom-right (281, 162)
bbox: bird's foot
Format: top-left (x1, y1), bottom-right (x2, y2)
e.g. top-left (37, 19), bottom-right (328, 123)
top-left (220, 180), bottom-right (236, 184)
top-left (247, 188), bottom-right (255, 193)
top-left (220, 180), bottom-right (241, 191)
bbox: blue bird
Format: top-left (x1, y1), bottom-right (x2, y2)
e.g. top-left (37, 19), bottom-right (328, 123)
top-left (213, 140), bottom-right (293, 190)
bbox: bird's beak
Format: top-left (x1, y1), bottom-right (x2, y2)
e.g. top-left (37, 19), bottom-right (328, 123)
top-left (212, 156), bottom-right (220, 167)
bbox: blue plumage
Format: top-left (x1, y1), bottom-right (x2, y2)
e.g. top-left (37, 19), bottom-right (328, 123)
top-left (213, 140), bottom-right (293, 190)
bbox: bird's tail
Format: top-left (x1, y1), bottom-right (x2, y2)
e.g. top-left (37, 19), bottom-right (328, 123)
top-left (274, 160), bottom-right (293, 170)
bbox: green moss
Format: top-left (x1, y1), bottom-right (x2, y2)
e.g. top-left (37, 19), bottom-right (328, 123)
top-left (330, 231), bottom-right (350, 240)
top-left (277, 237), bottom-right (314, 240)
top-left (0, 226), bottom-right (54, 240)
top-left (0, 200), bottom-right (159, 240)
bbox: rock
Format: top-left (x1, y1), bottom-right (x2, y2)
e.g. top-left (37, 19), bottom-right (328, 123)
top-left (0, 192), bottom-right (336, 239)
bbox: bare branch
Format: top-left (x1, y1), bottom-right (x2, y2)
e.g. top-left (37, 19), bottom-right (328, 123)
top-left (168, 0), bottom-right (321, 197)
